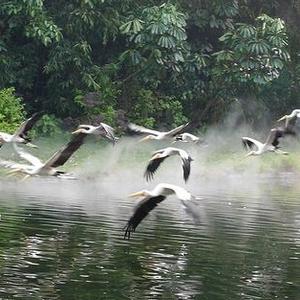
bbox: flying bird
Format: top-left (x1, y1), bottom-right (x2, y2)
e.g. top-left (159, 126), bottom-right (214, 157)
top-left (242, 127), bottom-right (289, 156)
top-left (0, 133), bottom-right (87, 180)
top-left (173, 132), bottom-right (201, 144)
top-left (144, 147), bottom-right (193, 182)
top-left (0, 112), bottom-right (43, 148)
top-left (277, 109), bottom-right (300, 128)
top-left (123, 183), bottom-right (194, 239)
top-left (128, 122), bottom-right (189, 142)
top-left (72, 123), bottom-right (118, 144)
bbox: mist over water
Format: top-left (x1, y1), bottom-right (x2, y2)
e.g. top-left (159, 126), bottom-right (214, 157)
top-left (0, 115), bottom-right (300, 299)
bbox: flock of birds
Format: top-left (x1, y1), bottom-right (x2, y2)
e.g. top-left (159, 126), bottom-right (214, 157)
top-left (0, 109), bottom-right (299, 239)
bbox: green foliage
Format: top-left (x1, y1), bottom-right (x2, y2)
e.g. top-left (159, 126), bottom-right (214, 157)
top-left (129, 89), bottom-right (187, 127)
top-left (214, 14), bottom-right (290, 85)
top-left (0, 88), bottom-right (25, 132)
top-left (32, 114), bottom-right (62, 137)
top-left (120, 3), bottom-right (188, 74)
top-left (73, 77), bottom-right (119, 125)
top-left (0, 0), bottom-right (299, 128)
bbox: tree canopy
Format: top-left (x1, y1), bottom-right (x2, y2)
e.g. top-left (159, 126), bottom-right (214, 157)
top-left (0, 0), bottom-right (299, 130)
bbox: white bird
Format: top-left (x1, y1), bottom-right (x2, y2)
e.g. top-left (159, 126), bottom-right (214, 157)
top-left (128, 122), bottom-right (189, 142)
top-left (277, 109), bottom-right (300, 128)
top-left (0, 133), bottom-right (86, 180)
top-left (173, 132), bottom-right (201, 144)
top-left (72, 123), bottom-right (118, 144)
top-left (123, 183), bottom-right (194, 239)
top-left (0, 112), bottom-right (43, 148)
top-left (144, 147), bottom-right (193, 182)
top-left (242, 128), bottom-right (288, 156)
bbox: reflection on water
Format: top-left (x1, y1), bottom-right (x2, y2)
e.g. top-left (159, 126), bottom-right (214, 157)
top-left (0, 174), bottom-right (299, 300)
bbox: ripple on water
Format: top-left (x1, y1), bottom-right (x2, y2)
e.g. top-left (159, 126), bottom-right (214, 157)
top-left (0, 179), bottom-right (299, 299)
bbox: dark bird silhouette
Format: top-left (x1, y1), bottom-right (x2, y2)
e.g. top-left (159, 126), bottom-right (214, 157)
top-left (144, 147), bottom-right (193, 182)
top-left (123, 183), bottom-right (193, 239)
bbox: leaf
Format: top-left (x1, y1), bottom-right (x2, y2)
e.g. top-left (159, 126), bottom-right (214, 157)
top-left (158, 36), bottom-right (176, 48)
top-left (119, 21), bottom-right (133, 34)
top-left (132, 19), bottom-right (143, 34)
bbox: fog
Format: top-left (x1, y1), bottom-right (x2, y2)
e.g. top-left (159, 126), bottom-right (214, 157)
top-left (1, 105), bottom-right (299, 210)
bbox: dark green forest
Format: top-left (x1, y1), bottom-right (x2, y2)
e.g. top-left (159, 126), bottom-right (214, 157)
top-left (1, 0), bottom-right (300, 133)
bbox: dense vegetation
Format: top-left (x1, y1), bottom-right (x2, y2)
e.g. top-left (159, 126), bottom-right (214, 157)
top-left (1, 0), bottom-right (300, 132)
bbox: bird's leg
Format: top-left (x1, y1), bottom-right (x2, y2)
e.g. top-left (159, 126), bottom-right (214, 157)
top-left (6, 169), bottom-right (21, 177)
top-left (26, 142), bottom-right (38, 148)
top-left (244, 152), bottom-right (253, 157)
top-left (20, 175), bottom-right (31, 182)
top-left (275, 149), bottom-right (289, 155)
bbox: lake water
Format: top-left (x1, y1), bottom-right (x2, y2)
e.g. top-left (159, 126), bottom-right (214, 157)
top-left (0, 138), bottom-right (299, 299)
top-left (0, 173), bottom-right (299, 299)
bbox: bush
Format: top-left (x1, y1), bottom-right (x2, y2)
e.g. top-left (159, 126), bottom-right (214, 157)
top-left (129, 89), bottom-right (188, 127)
top-left (32, 114), bottom-right (63, 137)
top-left (0, 88), bottom-right (25, 133)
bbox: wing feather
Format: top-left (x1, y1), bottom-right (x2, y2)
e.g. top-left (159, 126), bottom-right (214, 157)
top-left (182, 157), bottom-right (191, 182)
top-left (13, 144), bottom-right (43, 167)
top-left (123, 195), bottom-right (166, 239)
top-left (99, 123), bottom-right (118, 144)
top-left (241, 137), bottom-right (262, 150)
top-left (44, 133), bottom-right (86, 168)
top-left (165, 123), bottom-right (189, 137)
top-left (14, 112), bottom-right (43, 140)
top-left (128, 123), bottom-right (160, 136)
top-left (144, 156), bottom-right (168, 181)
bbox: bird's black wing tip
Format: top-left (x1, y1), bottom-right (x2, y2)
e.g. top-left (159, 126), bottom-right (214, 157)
top-left (242, 138), bottom-right (253, 150)
top-left (182, 159), bottom-right (191, 182)
top-left (123, 223), bottom-right (135, 240)
top-left (144, 171), bottom-right (154, 182)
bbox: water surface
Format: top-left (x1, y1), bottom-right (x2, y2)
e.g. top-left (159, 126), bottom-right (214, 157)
top-left (0, 173), bottom-right (299, 299)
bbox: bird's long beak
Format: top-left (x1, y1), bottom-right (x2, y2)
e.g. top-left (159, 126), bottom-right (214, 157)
top-left (128, 191), bottom-right (145, 198)
top-left (277, 115), bottom-right (287, 122)
top-left (150, 153), bottom-right (161, 160)
top-left (245, 152), bottom-right (252, 157)
top-left (138, 136), bottom-right (150, 143)
top-left (72, 129), bottom-right (82, 134)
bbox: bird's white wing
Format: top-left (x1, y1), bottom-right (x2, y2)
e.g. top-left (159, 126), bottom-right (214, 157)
top-left (152, 147), bottom-right (169, 155)
top-left (153, 183), bottom-right (192, 201)
top-left (128, 123), bottom-right (160, 136)
top-left (173, 186), bottom-right (192, 201)
top-left (13, 144), bottom-right (43, 167)
top-left (100, 122), bottom-right (115, 135)
top-left (99, 123), bottom-right (118, 143)
top-left (165, 123), bottom-right (189, 137)
top-left (0, 132), bottom-right (13, 142)
top-left (184, 133), bottom-right (199, 141)
top-left (241, 137), bottom-right (263, 150)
